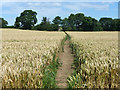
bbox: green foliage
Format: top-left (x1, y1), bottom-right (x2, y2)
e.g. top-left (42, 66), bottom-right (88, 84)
top-left (64, 13), bottom-right (103, 31)
top-left (60, 32), bottom-right (71, 52)
top-left (4, 26), bottom-right (15, 28)
top-left (61, 35), bottom-right (67, 52)
top-left (42, 51), bottom-right (60, 88)
top-left (14, 17), bottom-right (20, 28)
top-left (52, 16), bottom-right (62, 30)
top-left (61, 18), bottom-right (71, 31)
top-left (0, 18), bottom-right (8, 28)
top-left (13, 11), bottom-right (119, 31)
top-left (113, 19), bottom-right (120, 31)
top-left (67, 71), bottom-right (86, 88)
top-left (99, 17), bottom-right (113, 31)
top-left (33, 17), bottom-right (59, 31)
top-left (53, 16), bottom-right (62, 25)
top-left (38, 17), bottom-right (51, 31)
top-left (14, 10), bottom-right (37, 29)
top-left (68, 41), bottom-right (90, 88)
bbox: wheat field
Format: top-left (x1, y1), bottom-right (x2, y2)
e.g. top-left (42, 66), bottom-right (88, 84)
top-left (1, 29), bottom-right (119, 88)
top-left (67, 32), bottom-right (119, 88)
top-left (1, 29), bottom-right (65, 88)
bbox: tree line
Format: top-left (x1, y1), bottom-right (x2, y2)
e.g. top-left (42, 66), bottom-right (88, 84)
top-left (0, 10), bottom-right (120, 31)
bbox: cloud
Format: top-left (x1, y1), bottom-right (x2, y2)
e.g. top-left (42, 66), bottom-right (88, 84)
top-left (27, 2), bottom-right (41, 6)
top-left (26, 2), bottom-right (61, 8)
top-left (52, 3), bottom-right (61, 6)
top-left (65, 3), bottom-right (109, 11)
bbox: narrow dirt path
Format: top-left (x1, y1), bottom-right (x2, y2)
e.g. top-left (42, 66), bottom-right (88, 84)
top-left (56, 40), bottom-right (74, 88)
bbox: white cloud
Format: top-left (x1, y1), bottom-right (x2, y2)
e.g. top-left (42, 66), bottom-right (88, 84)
top-left (65, 3), bottom-right (109, 11)
top-left (52, 3), bottom-right (61, 6)
top-left (26, 2), bottom-right (61, 8)
top-left (27, 2), bottom-right (41, 6)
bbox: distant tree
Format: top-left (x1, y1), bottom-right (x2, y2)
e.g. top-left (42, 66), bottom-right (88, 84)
top-left (113, 19), bottom-right (120, 31)
top-left (75, 13), bottom-right (84, 31)
top-left (41, 17), bottom-right (50, 25)
top-left (53, 16), bottom-right (62, 25)
top-left (52, 16), bottom-right (62, 30)
top-left (0, 18), bottom-right (8, 28)
top-left (82, 16), bottom-right (103, 31)
top-left (61, 18), bottom-right (71, 31)
top-left (99, 17), bottom-right (113, 31)
top-left (82, 16), bottom-right (93, 31)
top-left (68, 14), bottom-right (76, 30)
top-left (68, 13), bottom-right (84, 31)
top-left (15, 10), bottom-right (37, 29)
top-left (14, 17), bottom-right (20, 28)
top-left (91, 18), bottom-right (103, 31)
top-left (34, 17), bottom-right (52, 31)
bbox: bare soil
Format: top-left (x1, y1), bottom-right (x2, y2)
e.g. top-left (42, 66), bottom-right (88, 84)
top-left (56, 40), bottom-right (74, 88)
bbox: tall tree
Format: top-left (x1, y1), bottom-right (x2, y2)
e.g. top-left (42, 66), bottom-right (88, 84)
top-left (75, 13), bottom-right (84, 30)
top-left (61, 18), bottom-right (71, 31)
top-left (41, 17), bottom-right (50, 25)
top-left (92, 18), bottom-right (103, 31)
top-left (99, 17), bottom-right (113, 31)
top-left (15, 10), bottom-right (37, 29)
top-left (68, 14), bottom-right (76, 30)
top-left (113, 19), bottom-right (120, 31)
top-left (53, 16), bottom-right (62, 25)
top-left (82, 16), bottom-right (93, 31)
top-left (14, 17), bottom-right (20, 28)
top-left (52, 16), bottom-right (62, 30)
top-left (68, 13), bottom-right (84, 31)
top-left (40, 17), bottom-right (51, 30)
top-left (0, 18), bottom-right (8, 28)
top-left (34, 17), bottom-right (52, 31)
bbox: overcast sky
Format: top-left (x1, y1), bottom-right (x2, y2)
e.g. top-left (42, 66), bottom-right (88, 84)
top-left (0, 1), bottom-right (118, 26)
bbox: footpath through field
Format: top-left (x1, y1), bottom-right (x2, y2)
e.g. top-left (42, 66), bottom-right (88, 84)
top-left (56, 38), bottom-right (74, 88)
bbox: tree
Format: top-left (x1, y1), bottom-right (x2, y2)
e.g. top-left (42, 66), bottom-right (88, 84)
top-left (40, 17), bottom-right (51, 31)
top-left (99, 17), bottom-right (113, 31)
top-left (53, 16), bottom-right (62, 25)
top-left (74, 13), bottom-right (84, 31)
top-left (113, 19), bottom-right (120, 31)
top-left (68, 13), bottom-right (84, 31)
top-left (14, 17), bottom-right (20, 28)
top-left (0, 18), bottom-right (8, 28)
top-left (68, 14), bottom-right (76, 30)
top-left (91, 18), bottom-right (103, 31)
top-left (61, 18), bottom-right (71, 31)
top-left (52, 16), bottom-right (62, 30)
top-left (34, 17), bottom-right (53, 31)
top-left (15, 10), bottom-right (37, 29)
top-left (82, 16), bottom-right (93, 31)
top-left (82, 16), bottom-right (103, 31)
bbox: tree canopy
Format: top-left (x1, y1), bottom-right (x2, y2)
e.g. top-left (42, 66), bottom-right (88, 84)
top-left (1, 9), bottom-right (119, 31)
top-left (0, 18), bottom-right (8, 28)
top-left (14, 10), bottom-right (37, 29)
top-left (99, 18), bottom-right (113, 31)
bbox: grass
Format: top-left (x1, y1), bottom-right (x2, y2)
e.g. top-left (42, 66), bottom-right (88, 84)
top-left (42, 50), bottom-right (60, 88)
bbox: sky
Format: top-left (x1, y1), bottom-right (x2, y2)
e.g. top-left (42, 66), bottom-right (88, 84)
top-left (0, 1), bottom-right (119, 26)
